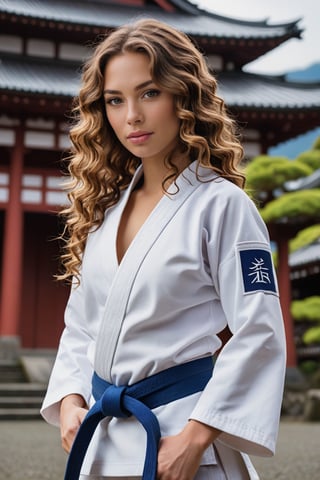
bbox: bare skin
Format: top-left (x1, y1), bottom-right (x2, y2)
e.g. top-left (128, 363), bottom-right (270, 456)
top-left (157, 420), bottom-right (221, 480)
top-left (116, 150), bottom-right (189, 264)
top-left (60, 394), bottom-right (88, 453)
top-left (116, 181), bottom-right (164, 265)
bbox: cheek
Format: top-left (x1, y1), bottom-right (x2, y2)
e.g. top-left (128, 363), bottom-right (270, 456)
top-left (106, 111), bottom-right (121, 135)
top-left (165, 103), bottom-right (179, 128)
top-left (165, 109), bottom-right (180, 134)
top-left (105, 109), bottom-right (114, 125)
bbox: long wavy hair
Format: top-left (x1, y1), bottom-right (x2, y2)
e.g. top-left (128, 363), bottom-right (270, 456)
top-left (58, 18), bottom-right (245, 283)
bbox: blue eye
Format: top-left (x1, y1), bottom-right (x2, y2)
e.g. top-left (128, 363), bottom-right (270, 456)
top-left (144, 89), bottom-right (160, 98)
top-left (106, 97), bottom-right (122, 106)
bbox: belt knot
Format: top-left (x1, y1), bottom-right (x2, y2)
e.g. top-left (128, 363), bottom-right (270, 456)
top-left (101, 385), bottom-right (130, 418)
top-left (64, 357), bottom-right (213, 480)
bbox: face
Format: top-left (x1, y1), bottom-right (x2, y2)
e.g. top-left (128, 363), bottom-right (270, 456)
top-left (103, 52), bottom-right (180, 163)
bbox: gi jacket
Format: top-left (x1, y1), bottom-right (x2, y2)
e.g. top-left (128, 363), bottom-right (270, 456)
top-left (41, 162), bottom-right (286, 479)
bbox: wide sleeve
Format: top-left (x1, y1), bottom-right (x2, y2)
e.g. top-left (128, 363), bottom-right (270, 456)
top-left (189, 189), bottom-right (286, 457)
top-left (40, 278), bottom-right (94, 427)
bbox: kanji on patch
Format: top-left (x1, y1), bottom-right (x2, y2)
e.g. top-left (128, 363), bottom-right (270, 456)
top-left (239, 249), bottom-right (277, 294)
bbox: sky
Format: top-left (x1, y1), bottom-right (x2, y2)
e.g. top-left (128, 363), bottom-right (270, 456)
top-left (194, 0), bottom-right (320, 75)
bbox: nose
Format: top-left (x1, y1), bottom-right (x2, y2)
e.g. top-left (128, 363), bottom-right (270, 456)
top-left (127, 100), bottom-right (143, 125)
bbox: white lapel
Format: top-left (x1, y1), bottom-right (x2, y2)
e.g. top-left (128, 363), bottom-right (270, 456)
top-left (94, 161), bottom-right (206, 381)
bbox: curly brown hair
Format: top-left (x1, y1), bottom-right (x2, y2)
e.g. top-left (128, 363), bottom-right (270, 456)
top-left (58, 18), bottom-right (244, 283)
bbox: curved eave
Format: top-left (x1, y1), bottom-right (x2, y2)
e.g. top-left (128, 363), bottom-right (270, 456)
top-left (0, 0), bottom-right (303, 40)
top-left (0, 0), bottom-right (303, 67)
top-left (289, 241), bottom-right (320, 268)
top-left (198, 34), bottom-right (301, 69)
top-left (217, 72), bottom-right (320, 110)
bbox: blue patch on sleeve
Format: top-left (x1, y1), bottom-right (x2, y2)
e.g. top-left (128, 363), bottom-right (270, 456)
top-left (239, 249), bottom-right (277, 294)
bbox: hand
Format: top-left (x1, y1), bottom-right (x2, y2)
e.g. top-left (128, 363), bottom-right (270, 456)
top-left (60, 394), bottom-right (88, 453)
top-left (157, 420), bottom-right (221, 480)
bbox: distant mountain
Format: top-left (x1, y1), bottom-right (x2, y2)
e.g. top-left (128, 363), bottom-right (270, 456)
top-left (268, 63), bottom-right (320, 159)
top-left (269, 127), bottom-right (320, 159)
top-left (286, 63), bottom-right (320, 82)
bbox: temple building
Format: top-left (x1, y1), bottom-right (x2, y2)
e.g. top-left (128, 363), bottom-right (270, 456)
top-left (1, 0), bottom-right (320, 352)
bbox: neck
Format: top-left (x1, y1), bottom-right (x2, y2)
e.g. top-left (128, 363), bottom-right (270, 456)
top-left (140, 156), bottom-right (190, 194)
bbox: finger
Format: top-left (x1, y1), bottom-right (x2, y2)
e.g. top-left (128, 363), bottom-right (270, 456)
top-left (61, 421), bottom-right (80, 452)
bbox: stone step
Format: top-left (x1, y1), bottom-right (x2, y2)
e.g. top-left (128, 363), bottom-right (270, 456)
top-left (0, 353), bottom-right (51, 420)
top-left (0, 383), bottom-right (46, 397)
top-left (0, 396), bottom-right (44, 408)
top-left (0, 383), bottom-right (46, 420)
top-left (0, 371), bottom-right (26, 382)
top-left (0, 362), bottom-right (27, 383)
top-left (0, 407), bottom-right (42, 420)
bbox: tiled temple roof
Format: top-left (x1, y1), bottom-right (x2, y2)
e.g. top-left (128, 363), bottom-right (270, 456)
top-left (289, 240), bottom-right (320, 267)
top-left (217, 73), bottom-right (320, 109)
top-left (1, 54), bottom-right (320, 111)
top-left (0, 0), bottom-right (302, 40)
top-left (0, 55), bottom-right (79, 97)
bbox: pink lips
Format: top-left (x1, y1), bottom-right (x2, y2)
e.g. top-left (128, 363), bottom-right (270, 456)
top-left (127, 131), bottom-right (153, 144)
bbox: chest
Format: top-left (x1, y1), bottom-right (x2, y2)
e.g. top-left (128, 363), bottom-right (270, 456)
top-left (116, 189), bottom-right (163, 264)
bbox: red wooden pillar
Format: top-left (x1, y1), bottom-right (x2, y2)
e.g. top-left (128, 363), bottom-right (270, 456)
top-left (0, 126), bottom-right (24, 337)
top-left (277, 235), bottom-right (297, 367)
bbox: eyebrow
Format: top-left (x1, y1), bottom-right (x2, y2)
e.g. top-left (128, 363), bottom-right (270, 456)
top-left (103, 80), bottom-right (154, 95)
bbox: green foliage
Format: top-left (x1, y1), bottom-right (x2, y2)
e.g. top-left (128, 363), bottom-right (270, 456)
top-left (296, 150), bottom-right (320, 171)
top-left (290, 224), bottom-right (320, 252)
top-left (303, 326), bottom-right (320, 345)
top-left (293, 294), bottom-right (320, 348)
top-left (260, 189), bottom-right (320, 223)
top-left (312, 136), bottom-right (320, 150)
top-left (299, 360), bottom-right (320, 375)
top-left (245, 155), bottom-right (312, 192)
top-left (291, 296), bottom-right (320, 322)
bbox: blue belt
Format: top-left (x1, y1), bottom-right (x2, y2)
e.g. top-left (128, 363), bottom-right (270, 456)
top-left (64, 356), bottom-right (213, 480)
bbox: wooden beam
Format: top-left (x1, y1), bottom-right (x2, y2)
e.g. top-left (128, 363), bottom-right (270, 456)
top-left (0, 126), bottom-right (25, 336)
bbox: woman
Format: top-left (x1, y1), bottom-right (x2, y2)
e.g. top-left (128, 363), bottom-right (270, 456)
top-left (41, 19), bottom-right (286, 480)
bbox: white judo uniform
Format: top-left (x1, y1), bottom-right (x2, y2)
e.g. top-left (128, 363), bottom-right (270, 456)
top-left (41, 161), bottom-right (286, 479)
